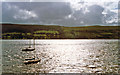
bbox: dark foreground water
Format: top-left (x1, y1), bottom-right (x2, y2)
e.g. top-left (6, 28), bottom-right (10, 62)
top-left (2, 40), bottom-right (119, 73)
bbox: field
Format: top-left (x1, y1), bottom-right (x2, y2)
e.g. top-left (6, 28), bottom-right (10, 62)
top-left (2, 23), bottom-right (120, 39)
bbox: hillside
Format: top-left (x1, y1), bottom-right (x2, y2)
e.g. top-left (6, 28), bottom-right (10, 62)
top-left (2, 23), bottom-right (120, 39)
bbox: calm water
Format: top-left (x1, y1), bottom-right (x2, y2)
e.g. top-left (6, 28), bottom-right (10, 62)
top-left (2, 40), bottom-right (119, 73)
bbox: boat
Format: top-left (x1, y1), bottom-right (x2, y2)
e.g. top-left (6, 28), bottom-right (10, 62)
top-left (24, 57), bottom-right (40, 65)
top-left (24, 59), bottom-right (40, 65)
top-left (22, 47), bottom-right (35, 51)
top-left (22, 39), bottom-right (35, 51)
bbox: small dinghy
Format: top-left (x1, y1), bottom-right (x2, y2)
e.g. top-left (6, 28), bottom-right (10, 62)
top-left (24, 59), bottom-right (40, 65)
top-left (22, 47), bottom-right (35, 51)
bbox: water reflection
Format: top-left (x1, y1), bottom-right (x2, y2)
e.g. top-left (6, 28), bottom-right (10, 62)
top-left (2, 40), bottom-right (119, 73)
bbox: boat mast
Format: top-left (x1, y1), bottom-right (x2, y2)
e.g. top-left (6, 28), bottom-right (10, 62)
top-left (33, 38), bottom-right (35, 49)
top-left (28, 2), bottom-right (31, 48)
top-left (29, 39), bottom-right (31, 48)
top-left (33, 37), bottom-right (36, 59)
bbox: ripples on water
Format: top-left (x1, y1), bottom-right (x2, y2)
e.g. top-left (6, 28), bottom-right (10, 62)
top-left (2, 40), bottom-right (119, 73)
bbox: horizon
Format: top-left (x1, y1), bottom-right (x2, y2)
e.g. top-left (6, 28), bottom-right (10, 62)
top-left (1, 22), bottom-right (119, 27)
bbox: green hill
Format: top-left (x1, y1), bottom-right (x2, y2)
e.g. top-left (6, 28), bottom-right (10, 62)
top-left (2, 23), bottom-right (120, 39)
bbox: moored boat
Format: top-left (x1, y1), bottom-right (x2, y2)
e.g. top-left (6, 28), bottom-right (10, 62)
top-left (24, 59), bottom-right (40, 65)
top-left (22, 47), bottom-right (35, 51)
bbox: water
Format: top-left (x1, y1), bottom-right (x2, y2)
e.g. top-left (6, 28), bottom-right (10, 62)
top-left (2, 40), bottom-right (119, 73)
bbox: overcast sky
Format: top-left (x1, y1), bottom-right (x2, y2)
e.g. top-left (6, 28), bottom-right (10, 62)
top-left (2, 0), bottom-right (119, 26)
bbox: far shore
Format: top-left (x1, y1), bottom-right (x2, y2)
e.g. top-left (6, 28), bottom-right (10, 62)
top-left (2, 23), bottom-right (120, 39)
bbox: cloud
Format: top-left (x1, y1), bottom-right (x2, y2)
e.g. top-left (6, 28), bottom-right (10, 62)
top-left (33, 2), bottom-right (72, 23)
top-left (13, 9), bottom-right (37, 20)
top-left (2, 2), bottom-right (72, 24)
top-left (2, 2), bottom-right (118, 26)
top-left (101, 2), bottom-right (118, 24)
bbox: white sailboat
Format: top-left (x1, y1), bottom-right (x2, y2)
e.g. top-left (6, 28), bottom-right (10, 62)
top-left (22, 39), bottom-right (35, 51)
top-left (24, 58), bottom-right (40, 65)
top-left (24, 54), bottom-right (40, 65)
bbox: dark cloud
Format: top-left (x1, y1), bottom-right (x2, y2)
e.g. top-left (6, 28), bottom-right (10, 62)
top-left (59, 5), bottom-right (105, 25)
top-left (2, 2), bottom-right (72, 24)
top-left (33, 2), bottom-right (72, 23)
top-left (84, 5), bottom-right (104, 24)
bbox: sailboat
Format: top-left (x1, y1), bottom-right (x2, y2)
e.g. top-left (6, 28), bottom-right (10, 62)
top-left (22, 39), bottom-right (35, 51)
top-left (24, 54), bottom-right (40, 65)
top-left (24, 59), bottom-right (40, 65)
top-left (22, 47), bottom-right (35, 51)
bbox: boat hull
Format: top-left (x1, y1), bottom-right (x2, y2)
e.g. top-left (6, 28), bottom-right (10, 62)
top-left (24, 59), bottom-right (40, 65)
top-left (22, 48), bottom-right (35, 51)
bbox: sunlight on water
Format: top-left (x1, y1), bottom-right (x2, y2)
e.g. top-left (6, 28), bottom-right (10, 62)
top-left (2, 39), bottom-right (119, 73)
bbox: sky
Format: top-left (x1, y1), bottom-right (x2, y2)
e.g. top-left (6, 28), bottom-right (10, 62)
top-left (1, 0), bottom-right (119, 26)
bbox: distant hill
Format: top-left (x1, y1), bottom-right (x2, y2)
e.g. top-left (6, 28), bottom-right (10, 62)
top-left (2, 23), bottom-right (63, 33)
top-left (2, 23), bottom-right (120, 39)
